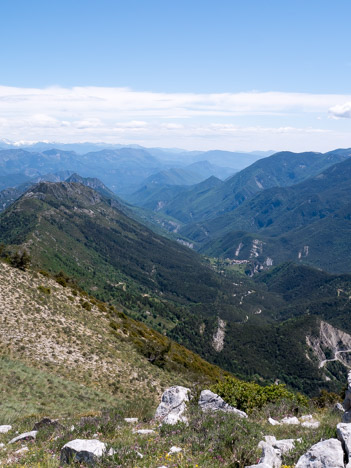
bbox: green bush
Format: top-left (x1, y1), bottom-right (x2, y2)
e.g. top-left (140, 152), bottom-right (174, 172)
top-left (212, 376), bottom-right (308, 413)
top-left (38, 285), bottom-right (51, 295)
top-left (81, 301), bottom-right (92, 311)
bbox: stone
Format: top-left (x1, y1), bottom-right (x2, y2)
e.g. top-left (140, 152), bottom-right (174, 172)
top-left (295, 438), bottom-right (344, 468)
top-left (281, 416), bottom-right (300, 425)
top-left (8, 431), bottom-right (38, 444)
top-left (14, 447), bottom-right (29, 455)
top-left (334, 402), bottom-right (345, 413)
top-left (337, 423), bottom-right (351, 465)
top-left (257, 442), bottom-right (282, 467)
top-left (268, 417), bottom-right (281, 426)
top-left (0, 426), bottom-right (12, 434)
top-left (301, 421), bottom-right (320, 428)
top-left (168, 446), bottom-right (182, 454)
top-left (261, 435), bottom-right (277, 446)
top-left (255, 436), bottom-right (300, 467)
top-left (198, 390), bottom-right (248, 418)
top-left (300, 414), bottom-right (313, 421)
top-left (124, 418), bottom-right (138, 423)
top-left (155, 386), bottom-right (190, 425)
top-left (60, 439), bottom-right (106, 465)
top-left (273, 438), bottom-right (301, 455)
top-left (133, 429), bottom-right (156, 435)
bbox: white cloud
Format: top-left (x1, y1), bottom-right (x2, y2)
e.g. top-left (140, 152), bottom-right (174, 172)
top-left (329, 102), bottom-right (351, 119)
top-left (0, 85), bottom-right (350, 150)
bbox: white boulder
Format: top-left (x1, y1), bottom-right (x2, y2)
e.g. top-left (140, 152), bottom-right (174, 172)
top-left (60, 439), bottom-right (106, 464)
top-left (268, 417), bottom-right (281, 426)
top-left (295, 438), bottom-right (344, 468)
top-left (155, 386), bottom-right (190, 425)
top-left (253, 441), bottom-right (282, 467)
top-left (301, 421), bottom-right (320, 429)
top-left (8, 431), bottom-right (37, 444)
top-left (274, 438), bottom-right (301, 455)
top-left (198, 390), bottom-right (248, 418)
top-left (124, 418), bottom-right (138, 424)
top-left (281, 416), bottom-right (300, 425)
top-left (0, 426), bottom-right (12, 434)
top-left (168, 446), bottom-right (182, 455)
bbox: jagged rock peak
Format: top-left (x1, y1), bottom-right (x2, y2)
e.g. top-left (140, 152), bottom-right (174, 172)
top-left (24, 181), bottom-right (103, 205)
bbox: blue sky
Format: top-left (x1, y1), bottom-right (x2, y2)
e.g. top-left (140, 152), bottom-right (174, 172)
top-left (0, 0), bottom-right (350, 151)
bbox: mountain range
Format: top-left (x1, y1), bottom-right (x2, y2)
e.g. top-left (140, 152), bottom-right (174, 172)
top-left (2, 174), bottom-right (351, 395)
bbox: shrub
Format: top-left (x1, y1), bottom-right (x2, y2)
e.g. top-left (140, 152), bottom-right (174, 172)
top-left (38, 285), bottom-right (51, 295)
top-left (212, 376), bottom-right (308, 413)
top-left (10, 250), bottom-right (31, 270)
top-left (81, 301), bottom-right (92, 311)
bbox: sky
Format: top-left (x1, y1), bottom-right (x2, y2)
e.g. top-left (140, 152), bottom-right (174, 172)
top-left (0, 0), bottom-right (350, 152)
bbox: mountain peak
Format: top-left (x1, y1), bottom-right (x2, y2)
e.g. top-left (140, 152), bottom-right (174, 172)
top-left (25, 181), bottom-right (103, 206)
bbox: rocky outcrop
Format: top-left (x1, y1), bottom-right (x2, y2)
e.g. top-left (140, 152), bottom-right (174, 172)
top-left (337, 423), bottom-right (351, 467)
top-left (295, 438), bottom-right (344, 468)
top-left (199, 390), bottom-right (248, 418)
top-left (155, 386), bottom-right (190, 425)
top-left (212, 317), bottom-right (226, 352)
top-left (307, 321), bottom-right (351, 371)
top-left (60, 439), bottom-right (106, 465)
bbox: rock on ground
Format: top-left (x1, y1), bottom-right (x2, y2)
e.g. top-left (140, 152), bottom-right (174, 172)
top-left (198, 390), bottom-right (248, 418)
top-left (337, 423), bottom-right (351, 467)
top-left (301, 421), bottom-right (320, 428)
top-left (295, 438), bottom-right (344, 468)
top-left (281, 416), bottom-right (300, 425)
top-left (257, 442), bottom-right (282, 467)
top-left (268, 417), bottom-right (281, 426)
top-left (155, 386), bottom-right (190, 425)
top-left (0, 426), bottom-right (12, 434)
top-left (8, 431), bottom-right (38, 444)
top-left (60, 439), bottom-right (106, 465)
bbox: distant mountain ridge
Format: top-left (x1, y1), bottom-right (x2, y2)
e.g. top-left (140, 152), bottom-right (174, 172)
top-left (157, 149), bottom-right (351, 225)
top-left (188, 155), bottom-right (351, 273)
top-left (0, 144), bottom-right (261, 197)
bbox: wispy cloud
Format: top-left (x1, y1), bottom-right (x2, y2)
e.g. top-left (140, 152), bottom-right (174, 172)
top-left (0, 85), bottom-right (350, 150)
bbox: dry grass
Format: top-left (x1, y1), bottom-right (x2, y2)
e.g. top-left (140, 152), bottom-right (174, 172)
top-left (0, 261), bottom-right (183, 415)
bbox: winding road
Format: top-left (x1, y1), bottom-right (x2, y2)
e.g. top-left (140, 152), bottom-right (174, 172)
top-left (319, 349), bottom-right (351, 368)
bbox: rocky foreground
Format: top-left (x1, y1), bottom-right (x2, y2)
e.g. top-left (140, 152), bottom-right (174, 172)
top-left (1, 380), bottom-right (351, 466)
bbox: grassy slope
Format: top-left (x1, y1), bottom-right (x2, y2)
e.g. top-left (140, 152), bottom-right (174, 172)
top-left (0, 261), bottom-right (227, 420)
